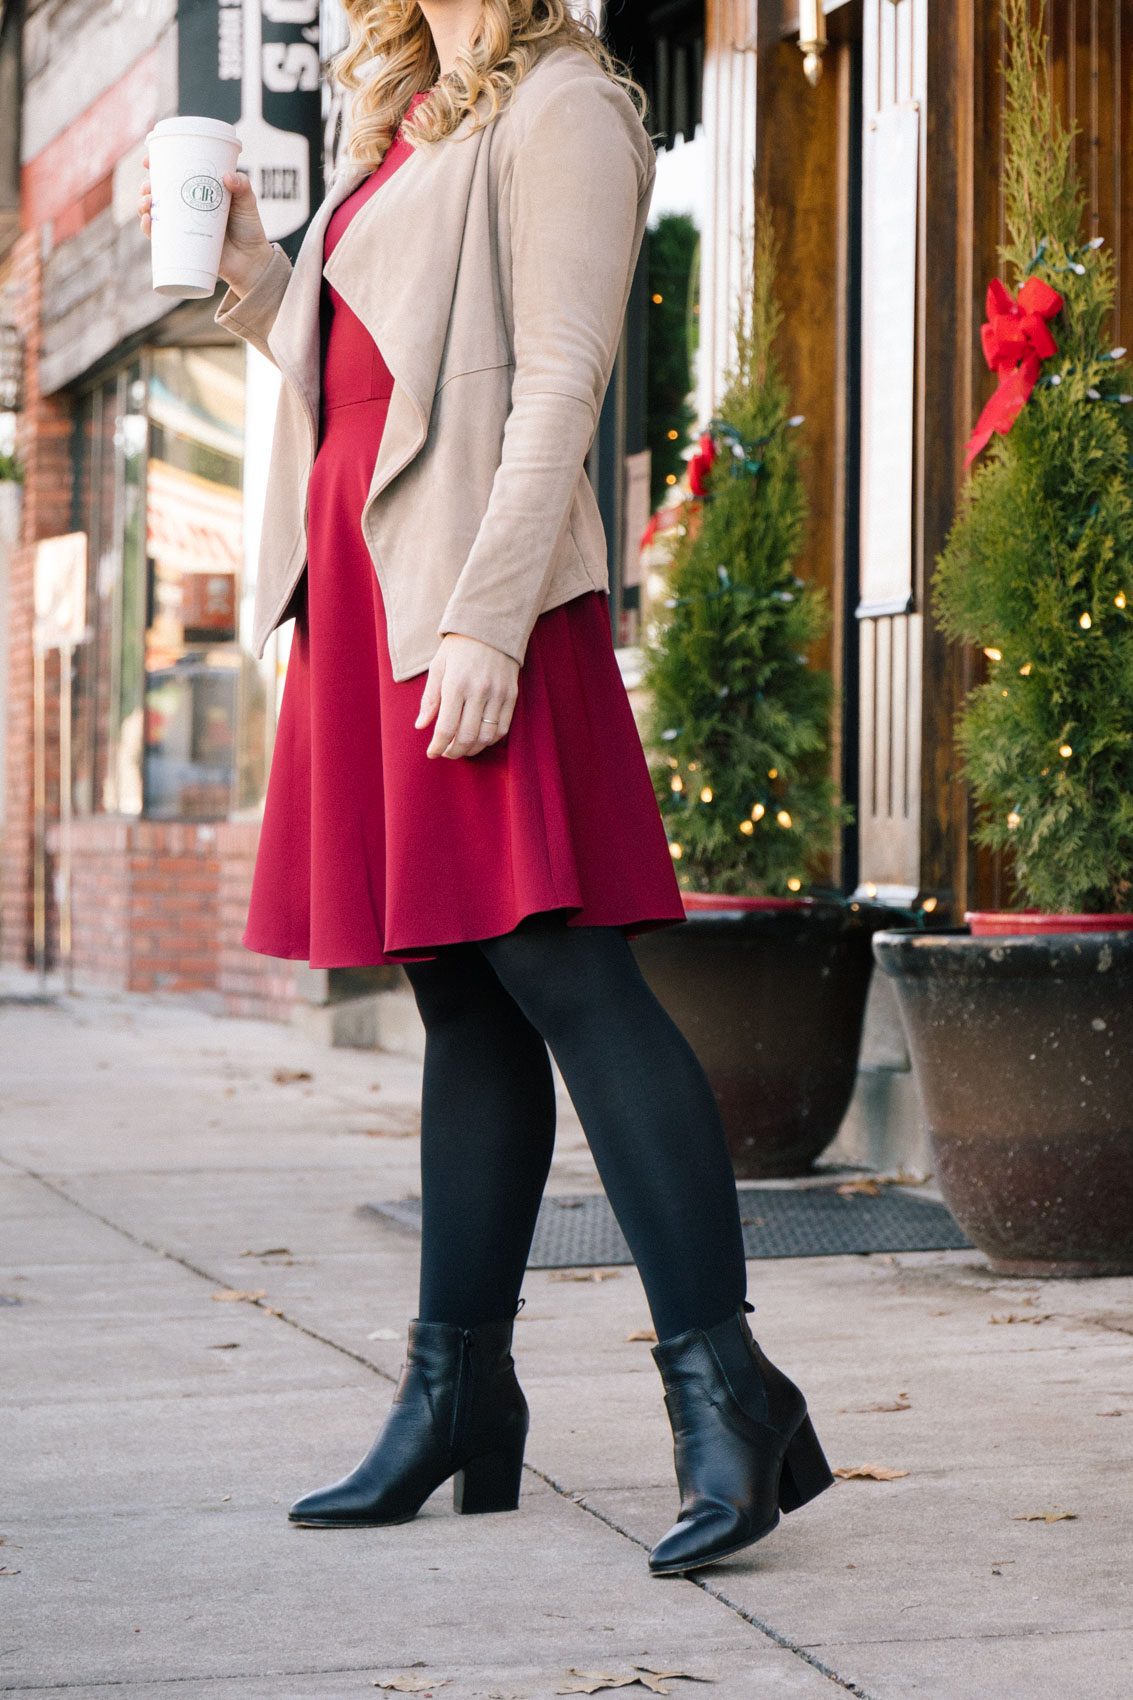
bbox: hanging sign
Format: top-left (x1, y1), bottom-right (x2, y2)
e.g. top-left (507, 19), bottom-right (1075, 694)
top-left (34, 533), bottom-right (88, 653)
top-left (177, 0), bottom-right (323, 257)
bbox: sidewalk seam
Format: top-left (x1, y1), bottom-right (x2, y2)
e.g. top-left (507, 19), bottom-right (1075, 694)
top-left (525, 1466), bottom-right (879, 1700)
top-left (6, 1157), bottom-right (877, 1700)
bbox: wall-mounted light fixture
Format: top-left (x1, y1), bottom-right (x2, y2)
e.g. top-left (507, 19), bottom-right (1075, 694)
top-left (0, 322), bottom-right (23, 413)
top-left (798, 0), bottom-right (829, 87)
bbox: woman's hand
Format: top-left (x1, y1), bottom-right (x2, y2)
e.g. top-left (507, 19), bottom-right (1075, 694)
top-left (137, 158), bottom-right (274, 298)
top-left (416, 634), bottom-right (520, 759)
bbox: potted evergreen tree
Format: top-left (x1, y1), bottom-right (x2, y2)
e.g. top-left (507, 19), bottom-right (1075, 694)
top-left (632, 207), bottom-right (895, 1178)
top-left (874, 0), bottom-right (1133, 1274)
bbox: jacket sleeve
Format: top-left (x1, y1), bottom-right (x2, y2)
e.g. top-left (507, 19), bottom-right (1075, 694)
top-left (214, 243), bottom-right (294, 364)
top-left (437, 78), bottom-right (654, 662)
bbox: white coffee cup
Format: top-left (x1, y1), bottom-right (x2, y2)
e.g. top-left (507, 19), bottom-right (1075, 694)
top-left (146, 116), bottom-right (243, 299)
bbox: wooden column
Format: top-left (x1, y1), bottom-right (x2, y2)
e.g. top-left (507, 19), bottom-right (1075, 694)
top-left (756, 5), bottom-right (863, 887)
top-left (698, 0), bottom-right (759, 422)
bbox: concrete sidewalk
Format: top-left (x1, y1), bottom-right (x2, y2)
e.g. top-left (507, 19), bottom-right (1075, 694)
top-left (1, 976), bottom-right (1130, 1700)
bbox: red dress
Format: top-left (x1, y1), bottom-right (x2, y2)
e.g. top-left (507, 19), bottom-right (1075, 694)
top-left (244, 102), bottom-right (683, 968)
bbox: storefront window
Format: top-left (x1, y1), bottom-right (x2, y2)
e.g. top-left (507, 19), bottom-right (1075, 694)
top-left (74, 344), bottom-right (274, 822)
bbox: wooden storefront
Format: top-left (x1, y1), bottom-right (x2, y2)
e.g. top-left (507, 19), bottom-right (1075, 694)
top-left (619, 0), bottom-right (1133, 918)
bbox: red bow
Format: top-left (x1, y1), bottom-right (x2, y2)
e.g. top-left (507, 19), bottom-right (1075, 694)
top-left (965, 277), bottom-right (1063, 467)
top-left (688, 431), bottom-right (717, 497)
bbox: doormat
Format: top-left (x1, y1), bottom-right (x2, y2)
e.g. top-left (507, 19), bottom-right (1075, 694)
top-left (362, 1184), bottom-right (971, 1266)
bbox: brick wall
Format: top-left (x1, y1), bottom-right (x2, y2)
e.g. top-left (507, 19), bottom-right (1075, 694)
top-left (1, 230), bottom-right (74, 969)
top-left (47, 815), bottom-right (298, 1019)
top-left (216, 821), bottom-right (299, 1021)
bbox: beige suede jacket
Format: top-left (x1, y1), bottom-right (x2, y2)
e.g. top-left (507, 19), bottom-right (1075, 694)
top-left (215, 46), bottom-right (656, 681)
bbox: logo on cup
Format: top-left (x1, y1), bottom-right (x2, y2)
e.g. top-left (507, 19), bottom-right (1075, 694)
top-left (181, 173), bottom-right (225, 213)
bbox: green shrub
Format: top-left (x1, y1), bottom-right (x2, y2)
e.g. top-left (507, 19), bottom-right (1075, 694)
top-left (933, 0), bottom-right (1133, 913)
top-left (644, 205), bottom-right (845, 896)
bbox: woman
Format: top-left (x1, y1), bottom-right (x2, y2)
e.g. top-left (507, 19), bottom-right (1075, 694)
top-left (140, 0), bottom-right (833, 1575)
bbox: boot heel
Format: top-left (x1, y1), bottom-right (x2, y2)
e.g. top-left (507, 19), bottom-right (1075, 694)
top-left (778, 1413), bottom-right (835, 1513)
top-left (452, 1441), bottom-right (525, 1515)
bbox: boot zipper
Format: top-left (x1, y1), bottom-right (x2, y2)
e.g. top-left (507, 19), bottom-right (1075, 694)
top-left (451, 1328), bottom-right (475, 1457)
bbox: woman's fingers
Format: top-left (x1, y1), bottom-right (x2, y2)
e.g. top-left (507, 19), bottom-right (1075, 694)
top-left (493, 687), bottom-right (518, 740)
top-left (418, 635), bottom-right (520, 759)
top-left (415, 662), bottom-right (443, 732)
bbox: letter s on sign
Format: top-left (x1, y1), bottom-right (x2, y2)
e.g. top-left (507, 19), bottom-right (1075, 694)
top-left (262, 0), bottom-right (319, 21)
top-left (262, 42), bottom-right (320, 93)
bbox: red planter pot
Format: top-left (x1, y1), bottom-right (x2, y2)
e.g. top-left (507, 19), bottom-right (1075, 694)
top-left (967, 911), bottom-right (1133, 937)
top-left (631, 892), bottom-right (897, 1178)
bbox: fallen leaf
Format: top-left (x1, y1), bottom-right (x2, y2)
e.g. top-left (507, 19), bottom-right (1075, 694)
top-left (1012, 1510), bottom-right (1077, 1522)
top-left (0, 1566), bottom-right (21, 1576)
top-left (989, 1312), bottom-right (1051, 1325)
top-left (634, 1668), bottom-right (712, 1694)
top-left (836, 1179), bottom-right (880, 1197)
top-left (832, 1464), bottom-right (910, 1481)
top-left (368, 1328), bottom-right (401, 1341)
top-left (1097, 1409), bottom-right (1125, 1417)
top-left (554, 1199), bottom-right (585, 1209)
top-left (373, 1680), bottom-right (449, 1693)
top-left (263, 1306), bottom-right (283, 1316)
top-left (272, 1068), bottom-right (312, 1084)
top-left (841, 1396), bottom-right (911, 1413)
top-left (206, 1342), bottom-right (241, 1351)
top-left (626, 1328), bottom-right (658, 1343)
top-left (549, 1269), bottom-right (621, 1283)
top-left (240, 1247), bottom-right (291, 1258)
top-left (557, 1675), bottom-right (639, 1696)
top-left (211, 1289), bottom-right (266, 1304)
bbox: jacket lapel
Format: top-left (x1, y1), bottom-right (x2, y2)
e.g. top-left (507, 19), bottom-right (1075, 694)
top-left (322, 111), bottom-right (489, 499)
top-left (267, 162), bottom-right (369, 414)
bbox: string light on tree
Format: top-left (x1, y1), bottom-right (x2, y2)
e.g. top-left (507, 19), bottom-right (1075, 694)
top-left (933, 0), bottom-right (1133, 915)
top-left (671, 775), bottom-right (684, 792)
top-left (984, 647), bottom-right (1003, 661)
top-left (645, 199), bottom-right (846, 898)
top-left (787, 877), bottom-right (802, 892)
top-left (669, 842), bottom-right (683, 859)
top-left (777, 809), bottom-right (792, 828)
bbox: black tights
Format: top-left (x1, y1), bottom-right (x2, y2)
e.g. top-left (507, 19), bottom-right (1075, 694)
top-left (402, 913), bottom-right (747, 1342)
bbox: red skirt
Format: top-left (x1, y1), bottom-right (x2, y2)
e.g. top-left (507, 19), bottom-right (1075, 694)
top-left (243, 134), bottom-right (684, 969)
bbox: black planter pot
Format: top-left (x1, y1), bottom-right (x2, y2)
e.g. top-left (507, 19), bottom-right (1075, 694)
top-left (631, 897), bottom-right (894, 1178)
top-left (873, 929), bottom-right (1133, 1276)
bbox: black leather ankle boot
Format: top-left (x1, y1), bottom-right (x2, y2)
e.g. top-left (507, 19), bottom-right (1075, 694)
top-left (649, 1304), bottom-right (834, 1575)
top-left (289, 1317), bottom-right (528, 1527)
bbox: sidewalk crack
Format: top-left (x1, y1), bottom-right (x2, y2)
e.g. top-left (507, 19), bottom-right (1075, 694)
top-left (7, 1160), bottom-right (876, 1699)
top-left (524, 1466), bottom-right (879, 1699)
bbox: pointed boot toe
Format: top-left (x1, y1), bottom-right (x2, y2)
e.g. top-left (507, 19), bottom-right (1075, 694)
top-left (288, 1317), bottom-right (528, 1528)
top-left (649, 1498), bottom-right (769, 1575)
top-left (649, 1306), bottom-right (833, 1575)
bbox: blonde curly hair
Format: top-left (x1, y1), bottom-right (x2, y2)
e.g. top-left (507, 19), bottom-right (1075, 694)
top-left (335, 1), bottom-right (644, 166)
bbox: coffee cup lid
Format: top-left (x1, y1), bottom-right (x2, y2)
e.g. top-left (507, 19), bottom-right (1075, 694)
top-left (147, 116), bottom-right (243, 146)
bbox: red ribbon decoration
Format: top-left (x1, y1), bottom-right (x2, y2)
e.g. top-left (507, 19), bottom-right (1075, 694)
top-left (964, 276), bottom-right (1063, 468)
top-left (688, 430), bottom-right (717, 497)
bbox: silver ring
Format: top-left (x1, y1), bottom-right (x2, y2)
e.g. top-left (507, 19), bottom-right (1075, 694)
top-left (481, 716), bottom-right (499, 725)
